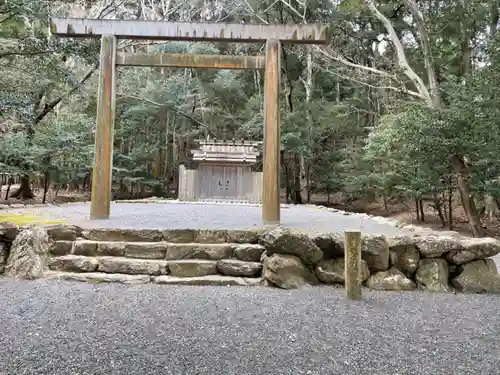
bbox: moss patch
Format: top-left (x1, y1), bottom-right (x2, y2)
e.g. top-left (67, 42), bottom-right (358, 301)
top-left (0, 213), bottom-right (65, 226)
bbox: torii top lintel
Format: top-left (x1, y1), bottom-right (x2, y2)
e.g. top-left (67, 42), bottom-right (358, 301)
top-left (49, 18), bottom-right (329, 44)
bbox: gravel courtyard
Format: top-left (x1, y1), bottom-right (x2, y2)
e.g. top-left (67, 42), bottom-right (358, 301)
top-left (3, 201), bottom-right (407, 235)
top-left (0, 278), bottom-right (499, 375)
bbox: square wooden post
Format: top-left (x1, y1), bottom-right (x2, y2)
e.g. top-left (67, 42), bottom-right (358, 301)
top-left (344, 230), bottom-right (362, 300)
top-left (90, 34), bottom-right (117, 219)
top-left (262, 38), bottom-right (281, 225)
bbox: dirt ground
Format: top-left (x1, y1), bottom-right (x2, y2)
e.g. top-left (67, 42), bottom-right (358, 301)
top-left (0, 185), bottom-right (89, 205)
top-left (311, 193), bottom-right (500, 238)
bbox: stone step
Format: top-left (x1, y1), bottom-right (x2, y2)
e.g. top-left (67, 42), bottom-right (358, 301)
top-left (71, 240), bottom-right (169, 259)
top-left (48, 255), bottom-right (99, 273)
top-left (47, 255), bottom-right (263, 278)
top-left (153, 275), bottom-right (264, 286)
top-left (79, 228), bottom-right (261, 244)
top-left (165, 243), bottom-right (235, 261)
top-left (48, 255), bottom-right (168, 275)
top-left (49, 240), bottom-right (265, 261)
top-left (98, 256), bottom-right (168, 275)
top-left (45, 271), bottom-right (151, 284)
top-left (45, 271), bottom-right (263, 286)
top-left (168, 260), bottom-right (218, 277)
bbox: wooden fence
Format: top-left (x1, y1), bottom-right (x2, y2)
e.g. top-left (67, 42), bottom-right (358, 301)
top-left (0, 174), bottom-right (21, 186)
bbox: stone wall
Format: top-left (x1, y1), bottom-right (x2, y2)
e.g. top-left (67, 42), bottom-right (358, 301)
top-left (1, 221), bottom-right (500, 293)
top-left (0, 222), bottom-right (18, 274)
top-left (266, 227), bottom-right (500, 293)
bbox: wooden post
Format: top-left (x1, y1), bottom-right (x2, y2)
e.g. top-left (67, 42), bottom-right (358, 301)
top-left (90, 34), bottom-right (117, 219)
top-left (344, 230), bottom-right (362, 300)
top-left (262, 38), bottom-right (281, 225)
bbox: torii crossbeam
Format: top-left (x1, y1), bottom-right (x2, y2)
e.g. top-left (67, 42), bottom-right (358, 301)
top-left (50, 18), bottom-right (329, 44)
top-left (50, 18), bottom-right (329, 225)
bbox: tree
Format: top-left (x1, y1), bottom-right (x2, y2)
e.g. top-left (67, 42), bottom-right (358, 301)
top-left (0, 0), bottom-right (99, 198)
top-left (315, 0), bottom-right (499, 236)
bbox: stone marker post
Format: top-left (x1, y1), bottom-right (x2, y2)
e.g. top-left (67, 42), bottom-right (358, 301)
top-left (344, 230), bottom-right (362, 300)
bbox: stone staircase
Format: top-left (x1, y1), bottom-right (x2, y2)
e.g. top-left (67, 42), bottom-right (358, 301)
top-left (45, 228), bottom-right (266, 286)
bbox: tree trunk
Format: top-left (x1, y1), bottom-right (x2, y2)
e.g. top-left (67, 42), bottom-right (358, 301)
top-left (283, 167), bottom-right (291, 204)
top-left (293, 153), bottom-right (303, 204)
top-left (448, 187), bottom-right (453, 230)
top-left (306, 164), bottom-right (311, 204)
top-left (82, 171), bottom-right (91, 191)
top-left (432, 194), bottom-right (446, 227)
top-left (10, 175), bottom-right (35, 200)
top-left (5, 177), bottom-right (13, 200)
top-left (415, 198), bottom-right (420, 221)
top-left (119, 179), bottom-right (127, 193)
top-left (419, 199), bottom-right (425, 222)
top-left (482, 193), bottom-right (500, 220)
top-left (450, 154), bottom-right (483, 237)
top-left (163, 113), bottom-right (170, 179)
top-left (42, 172), bottom-right (50, 204)
top-left (491, 0), bottom-right (499, 39)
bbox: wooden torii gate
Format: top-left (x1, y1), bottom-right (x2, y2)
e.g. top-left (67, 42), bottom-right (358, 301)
top-left (50, 18), bottom-right (329, 225)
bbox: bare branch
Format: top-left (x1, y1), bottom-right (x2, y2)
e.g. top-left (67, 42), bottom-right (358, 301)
top-left (0, 9), bottom-right (22, 24)
top-left (0, 50), bottom-right (55, 59)
top-left (34, 63), bottom-right (98, 125)
top-left (315, 46), bottom-right (394, 78)
top-left (96, 1), bottom-right (124, 19)
top-left (403, 0), bottom-right (440, 107)
top-left (262, 1), bottom-right (281, 16)
top-left (363, 0), bottom-right (432, 105)
top-left (239, 0), bottom-right (270, 24)
top-left (279, 0), bottom-right (306, 21)
top-left (118, 93), bottom-right (215, 135)
top-left (314, 63), bottom-right (427, 101)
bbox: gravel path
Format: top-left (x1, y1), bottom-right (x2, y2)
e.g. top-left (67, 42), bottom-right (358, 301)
top-left (3, 202), bottom-right (407, 236)
top-left (0, 279), bottom-right (499, 375)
